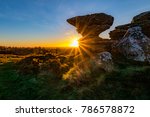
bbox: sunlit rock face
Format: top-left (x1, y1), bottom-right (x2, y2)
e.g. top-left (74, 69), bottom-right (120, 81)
top-left (67, 13), bottom-right (114, 37)
top-left (110, 11), bottom-right (150, 40)
top-left (114, 26), bottom-right (150, 62)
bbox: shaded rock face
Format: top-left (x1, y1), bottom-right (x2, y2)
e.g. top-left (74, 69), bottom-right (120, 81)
top-left (67, 13), bottom-right (114, 72)
top-left (114, 26), bottom-right (150, 62)
top-left (132, 11), bottom-right (150, 23)
top-left (67, 13), bottom-right (114, 37)
top-left (109, 24), bottom-right (129, 40)
top-left (67, 13), bottom-right (114, 55)
top-left (98, 52), bottom-right (112, 62)
top-left (110, 11), bottom-right (150, 40)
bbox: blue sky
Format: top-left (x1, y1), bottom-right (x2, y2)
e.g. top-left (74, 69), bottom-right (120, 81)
top-left (0, 0), bottom-right (150, 47)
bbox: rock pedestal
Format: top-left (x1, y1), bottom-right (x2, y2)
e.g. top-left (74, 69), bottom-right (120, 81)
top-left (67, 13), bottom-right (114, 37)
top-left (67, 13), bottom-right (114, 55)
top-left (67, 13), bottom-right (114, 72)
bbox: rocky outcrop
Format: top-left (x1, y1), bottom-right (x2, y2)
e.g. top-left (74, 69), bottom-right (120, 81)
top-left (110, 11), bottom-right (150, 40)
top-left (67, 13), bottom-right (114, 37)
top-left (109, 24), bottom-right (129, 40)
top-left (67, 13), bottom-right (114, 55)
top-left (67, 11), bottom-right (150, 68)
top-left (67, 13), bottom-right (114, 72)
top-left (132, 11), bottom-right (150, 23)
top-left (114, 26), bottom-right (150, 62)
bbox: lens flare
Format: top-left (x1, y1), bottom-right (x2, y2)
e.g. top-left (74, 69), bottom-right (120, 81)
top-left (70, 39), bottom-right (79, 47)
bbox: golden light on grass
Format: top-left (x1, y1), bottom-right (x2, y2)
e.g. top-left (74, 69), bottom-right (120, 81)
top-left (70, 39), bottom-right (79, 47)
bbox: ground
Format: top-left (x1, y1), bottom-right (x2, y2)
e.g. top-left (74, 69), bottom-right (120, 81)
top-left (0, 54), bottom-right (150, 100)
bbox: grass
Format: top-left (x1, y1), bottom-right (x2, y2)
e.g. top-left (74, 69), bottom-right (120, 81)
top-left (0, 54), bottom-right (24, 63)
top-left (0, 63), bottom-right (40, 99)
top-left (0, 60), bottom-right (150, 100)
top-left (0, 62), bottom-right (77, 99)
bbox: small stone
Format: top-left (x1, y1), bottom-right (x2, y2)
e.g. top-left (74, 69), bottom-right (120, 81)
top-left (97, 52), bottom-right (114, 72)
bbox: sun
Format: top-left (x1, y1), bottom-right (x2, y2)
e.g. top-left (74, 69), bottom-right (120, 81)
top-left (70, 39), bottom-right (79, 47)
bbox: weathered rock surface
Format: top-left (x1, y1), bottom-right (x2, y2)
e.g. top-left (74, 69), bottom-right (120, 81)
top-left (78, 37), bottom-right (113, 55)
top-left (132, 11), bottom-right (150, 23)
top-left (67, 11), bottom-right (150, 64)
top-left (110, 11), bottom-right (150, 40)
top-left (67, 13), bottom-right (115, 72)
top-left (114, 26), bottom-right (150, 62)
top-left (67, 13), bottom-right (114, 55)
top-left (97, 52), bottom-right (114, 72)
top-left (67, 13), bottom-right (114, 37)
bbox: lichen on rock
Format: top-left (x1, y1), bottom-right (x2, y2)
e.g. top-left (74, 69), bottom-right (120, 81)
top-left (96, 52), bottom-right (114, 72)
top-left (114, 26), bottom-right (150, 62)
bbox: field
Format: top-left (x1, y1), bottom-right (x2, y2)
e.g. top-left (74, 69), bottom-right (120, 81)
top-left (0, 54), bottom-right (25, 64)
top-left (0, 47), bottom-right (150, 100)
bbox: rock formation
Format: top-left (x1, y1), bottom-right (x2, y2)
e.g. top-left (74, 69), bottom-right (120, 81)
top-left (67, 13), bottom-right (114, 72)
top-left (67, 13), bottom-right (114, 55)
top-left (132, 11), bottom-right (150, 23)
top-left (67, 13), bottom-right (114, 37)
top-left (110, 11), bottom-right (150, 40)
top-left (67, 11), bottom-right (150, 67)
top-left (114, 26), bottom-right (150, 62)
top-left (110, 11), bottom-right (150, 63)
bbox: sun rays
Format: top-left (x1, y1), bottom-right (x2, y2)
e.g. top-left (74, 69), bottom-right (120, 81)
top-left (67, 36), bottom-right (94, 63)
top-left (67, 19), bottom-right (96, 63)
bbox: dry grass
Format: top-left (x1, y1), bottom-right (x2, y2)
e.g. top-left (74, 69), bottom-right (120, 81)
top-left (0, 54), bottom-right (25, 63)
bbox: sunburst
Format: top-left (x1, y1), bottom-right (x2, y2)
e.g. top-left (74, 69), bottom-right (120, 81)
top-left (70, 39), bottom-right (79, 47)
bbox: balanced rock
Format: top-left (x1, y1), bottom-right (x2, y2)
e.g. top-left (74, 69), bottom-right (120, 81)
top-left (110, 11), bottom-right (150, 40)
top-left (67, 13), bottom-right (114, 55)
top-left (114, 26), bottom-right (150, 62)
top-left (67, 13), bottom-right (114, 37)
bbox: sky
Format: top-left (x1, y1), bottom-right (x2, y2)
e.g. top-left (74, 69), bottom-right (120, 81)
top-left (0, 0), bottom-right (150, 47)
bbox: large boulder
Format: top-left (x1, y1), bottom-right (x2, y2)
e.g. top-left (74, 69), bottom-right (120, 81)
top-left (110, 11), bottom-right (150, 40)
top-left (114, 26), bottom-right (150, 62)
top-left (67, 13), bottom-right (114, 37)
